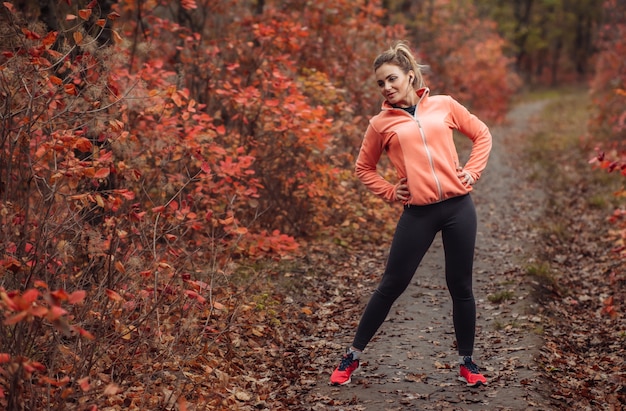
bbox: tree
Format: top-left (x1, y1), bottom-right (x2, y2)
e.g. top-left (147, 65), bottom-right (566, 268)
top-left (474, 0), bottom-right (603, 86)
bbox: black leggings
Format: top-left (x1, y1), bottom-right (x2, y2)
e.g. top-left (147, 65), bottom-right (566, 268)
top-left (352, 194), bottom-right (477, 356)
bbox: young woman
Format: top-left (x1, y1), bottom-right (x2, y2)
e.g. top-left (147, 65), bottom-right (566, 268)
top-left (330, 41), bottom-right (492, 387)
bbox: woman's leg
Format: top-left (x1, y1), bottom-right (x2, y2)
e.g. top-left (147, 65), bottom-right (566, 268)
top-left (351, 206), bottom-right (439, 351)
top-left (441, 195), bottom-right (477, 356)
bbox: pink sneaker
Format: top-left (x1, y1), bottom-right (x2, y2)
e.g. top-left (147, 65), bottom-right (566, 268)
top-left (330, 351), bottom-right (360, 386)
top-left (459, 357), bottom-right (487, 387)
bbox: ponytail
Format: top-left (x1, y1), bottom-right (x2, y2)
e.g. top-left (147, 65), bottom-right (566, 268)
top-left (373, 40), bottom-right (428, 89)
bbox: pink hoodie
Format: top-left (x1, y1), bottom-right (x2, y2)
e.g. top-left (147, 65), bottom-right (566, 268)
top-left (356, 88), bottom-right (492, 206)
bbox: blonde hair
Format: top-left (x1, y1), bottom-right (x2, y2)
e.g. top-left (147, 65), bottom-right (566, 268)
top-left (373, 40), bottom-right (428, 89)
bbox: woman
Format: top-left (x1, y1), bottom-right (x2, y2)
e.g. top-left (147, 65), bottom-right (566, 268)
top-left (330, 41), bottom-right (492, 387)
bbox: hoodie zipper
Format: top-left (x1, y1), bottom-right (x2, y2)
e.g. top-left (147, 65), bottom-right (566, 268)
top-left (413, 98), bottom-right (443, 202)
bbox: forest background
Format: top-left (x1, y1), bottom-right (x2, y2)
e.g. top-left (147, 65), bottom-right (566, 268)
top-left (0, 0), bottom-right (624, 410)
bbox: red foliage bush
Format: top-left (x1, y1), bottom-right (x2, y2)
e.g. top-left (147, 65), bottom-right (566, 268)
top-left (589, 0), bottom-right (626, 259)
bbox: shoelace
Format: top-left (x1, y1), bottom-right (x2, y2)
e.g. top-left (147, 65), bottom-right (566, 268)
top-left (463, 359), bottom-right (480, 374)
top-left (338, 353), bottom-right (355, 370)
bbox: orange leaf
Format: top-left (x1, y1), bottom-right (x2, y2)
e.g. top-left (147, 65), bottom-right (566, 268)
top-left (47, 305), bottom-right (68, 321)
top-left (234, 226), bottom-right (248, 235)
top-left (181, 0), bottom-right (197, 10)
top-left (78, 9), bottom-right (92, 20)
top-left (51, 289), bottom-right (69, 301)
top-left (74, 137), bottom-right (92, 152)
top-left (22, 289), bottom-right (39, 304)
top-left (114, 261), bottom-right (126, 274)
top-left (34, 280), bottom-right (48, 289)
top-left (68, 290), bottom-right (86, 304)
top-left (64, 84), bottom-right (77, 95)
top-left (105, 289), bottom-right (123, 301)
top-left (78, 377), bottom-right (90, 392)
top-left (94, 168), bottom-right (110, 179)
top-left (218, 216), bottom-right (234, 225)
top-left (75, 326), bottom-right (95, 340)
top-left (66, 14), bottom-right (77, 21)
top-left (0, 353), bottom-right (10, 363)
top-left (50, 75), bottom-right (63, 86)
top-left (42, 31), bottom-right (57, 48)
top-left (111, 30), bottom-right (122, 44)
top-left (3, 2), bottom-right (16, 13)
top-left (103, 383), bottom-right (120, 396)
top-left (21, 28), bottom-right (41, 40)
top-left (30, 305), bottom-right (48, 317)
top-left (73, 31), bottom-right (83, 45)
top-left (4, 311), bottom-right (29, 325)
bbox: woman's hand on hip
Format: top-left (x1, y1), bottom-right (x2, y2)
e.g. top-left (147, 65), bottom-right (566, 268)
top-left (457, 168), bottom-right (475, 186)
top-left (395, 178), bottom-right (410, 202)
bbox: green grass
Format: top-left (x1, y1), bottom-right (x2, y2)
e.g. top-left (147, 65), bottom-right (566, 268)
top-left (488, 290), bottom-right (515, 304)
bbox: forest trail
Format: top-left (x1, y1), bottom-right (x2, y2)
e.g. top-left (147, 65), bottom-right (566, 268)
top-left (300, 99), bottom-right (555, 411)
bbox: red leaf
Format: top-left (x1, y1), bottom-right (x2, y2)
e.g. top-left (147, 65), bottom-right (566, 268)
top-left (201, 161), bottom-right (211, 174)
top-left (21, 28), bottom-right (41, 40)
top-left (22, 289), bottom-right (39, 304)
top-left (105, 289), bottom-right (123, 301)
top-left (68, 290), bottom-right (86, 304)
top-left (74, 326), bottom-right (95, 340)
top-left (78, 376), bottom-right (91, 392)
top-left (64, 84), bottom-right (77, 95)
top-left (94, 168), bottom-right (110, 179)
top-left (3, 2), bottom-right (16, 13)
top-left (4, 311), bottom-right (29, 325)
top-left (51, 289), bottom-right (69, 301)
top-left (47, 305), bottom-right (68, 321)
top-left (50, 75), bottom-right (63, 86)
top-left (78, 9), bottom-right (92, 20)
top-left (74, 137), bottom-right (92, 152)
top-left (42, 31), bottom-right (57, 48)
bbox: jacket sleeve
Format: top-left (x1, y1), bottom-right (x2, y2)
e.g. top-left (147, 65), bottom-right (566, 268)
top-left (448, 97), bottom-right (492, 182)
top-left (355, 124), bottom-right (397, 202)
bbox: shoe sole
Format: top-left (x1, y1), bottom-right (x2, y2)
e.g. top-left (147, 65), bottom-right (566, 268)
top-left (458, 376), bottom-right (486, 387)
top-left (330, 365), bottom-right (361, 386)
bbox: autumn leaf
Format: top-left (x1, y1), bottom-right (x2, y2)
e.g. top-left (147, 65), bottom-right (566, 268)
top-left (74, 137), bottom-right (92, 152)
top-left (78, 9), bottom-right (92, 20)
top-left (49, 75), bottom-right (63, 86)
top-left (94, 168), bottom-right (110, 179)
top-left (105, 289), bottom-right (123, 301)
top-left (68, 290), bottom-right (87, 304)
top-left (64, 84), bottom-right (77, 95)
top-left (3, 2), bottom-right (16, 13)
top-left (72, 31), bottom-right (83, 45)
top-left (42, 31), bottom-right (57, 48)
top-left (77, 377), bottom-right (91, 392)
top-left (103, 383), bottom-right (120, 396)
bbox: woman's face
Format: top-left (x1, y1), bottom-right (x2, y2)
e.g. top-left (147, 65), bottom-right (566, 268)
top-left (375, 63), bottom-right (416, 108)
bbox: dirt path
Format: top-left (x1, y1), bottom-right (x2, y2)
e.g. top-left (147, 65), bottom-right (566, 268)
top-left (301, 100), bottom-right (555, 410)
